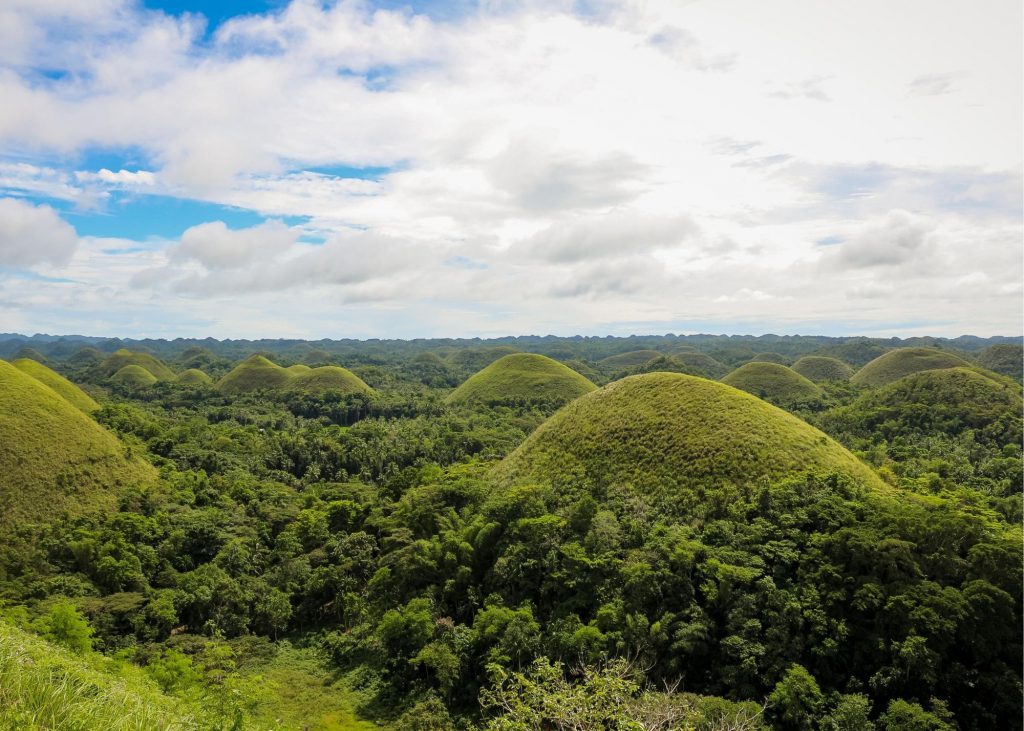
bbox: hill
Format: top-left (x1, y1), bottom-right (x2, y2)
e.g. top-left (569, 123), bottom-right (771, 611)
top-left (0, 621), bottom-right (208, 731)
top-left (176, 368), bottom-right (213, 386)
top-left (977, 344), bottom-right (1023, 381)
top-left (822, 367), bottom-right (1023, 448)
top-left (448, 353), bottom-right (597, 406)
top-left (287, 366), bottom-right (375, 396)
top-left (597, 350), bottom-right (664, 371)
top-left (750, 352), bottom-right (789, 365)
top-left (791, 356), bottom-right (854, 383)
top-left (446, 346), bottom-right (521, 372)
top-left (110, 365), bottom-right (158, 388)
top-left (671, 352), bottom-right (729, 379)
top-left (851, 347), bottom-right (969, 387)
top-left (492, 373), bottom-right (885, 501)
top-left (721, 362), bottom-right (823, 405)
top-left (217, 355), bottom-right (293, 394)
top-left (11, 346), bottom-right (47, 363)
top-left (11, 359), bottom-right (99, 412)
top-left (99, 349), bottom-right (175, 381)
top-left (0, 361), bottom-right (156, 527)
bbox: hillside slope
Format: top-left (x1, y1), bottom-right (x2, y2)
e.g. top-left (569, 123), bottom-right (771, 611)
top-left (11, 358), bottom-right (99, 412)
top-left (791, 355), bottom-right (854, 383)
top-left (721, 362), bottom-right (822, 405)
top-left (448, 353), bottom-right (596, 406)
top-left (851, 347), bottom-right (969, 387)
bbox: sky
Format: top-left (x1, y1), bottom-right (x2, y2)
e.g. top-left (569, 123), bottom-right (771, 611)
top-left (0, 0), bottom-right (1020, 340)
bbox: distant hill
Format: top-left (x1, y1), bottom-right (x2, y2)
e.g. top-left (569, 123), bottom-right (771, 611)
top-left (217, 355), bottom-right (373, 396)
top-left (492, 373), bottom-right (884, 503)
top-left (750, 352), bottom-right (790, 365)
top-left (671, 352), bottom-right (729, 379)
top-left (0, 361), bottom-right (156, 527)
top-left (448, 353), bottom-right (596, 406)
top-left (99, 349), bottom-right (175, 380)
top-left (851, 347), bottom-right (969, 387)
top-left (175, 368), bottom-right (213, 386)
top-left (110, 365), bottom-right (158, 388)
top-left (446, 346), bottom-right (521, 372)
top-left (11, 359), bottom-right (99, 412)
top-left (597, 350), bottom-right (664, 371)
top-left (791, 356), bottom-right (854, 383)
top-left (721, 362), bottom-right (822, 405)
top-left (977, 344), bottom-right (1023, 382)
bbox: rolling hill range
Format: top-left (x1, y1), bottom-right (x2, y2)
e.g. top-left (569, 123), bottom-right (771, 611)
top-left (977, 343), bottom-right (1023, 381)
top-left (10, 358), bottom-right (98, 412)
top-left (98, 349), bottom-right (175, 381)
top-left (217, 354), bottom-right (373, 396)
top-left (0, 361), bottom-right (155, 527)
top-left (851, 347), bottom-right (969, 387)
top-left (110, 365), bottom-right (159, 387)
top-left (597, 350), bottom-right (664, 371)
top-left (491, 373), bottom-right (885, 504)
top-left (721, 362), bottom-right (822, 405)
top-left (669, 352), bottom-right (729, 379)
top-left (791, 355), bottom-right (854, 383)
top-left (448, 353), bottom-right (597, 406)
top-left (176, 368), bottom-right (213, 385)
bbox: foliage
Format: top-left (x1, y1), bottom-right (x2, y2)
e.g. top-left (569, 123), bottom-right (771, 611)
top-left (851, 349), bottom-right (969, 388)
top-left (790, 357), bottom-right (854, 384)
top-left (721, 363), bottom-right (823, 407)
top-left (448, 353), bottom-right (597, 407)
top-left (10, 358), bottom-right (99, 412)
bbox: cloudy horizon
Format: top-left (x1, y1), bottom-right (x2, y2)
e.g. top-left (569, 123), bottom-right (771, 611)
top-left (0, 0), bottom-right (1021, 340)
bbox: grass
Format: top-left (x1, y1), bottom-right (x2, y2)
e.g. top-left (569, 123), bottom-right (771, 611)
top-left (851, 347), bottom-right (969, 387)
top-left (721, 362), bottom-right (822, 405)
top-left (217, 355), bottom-right (373, 396)
top-left (11, 358), bottom-right (99, 412)
top-left (0, 621), bottom-right (204, 731)
top-left (110, 365), bottom-right (159, 388)
top-left (977, 343), bottom-right (1023, 382)
top-left (0, 360), bottom-right (156, 528)
top-left (99, 349), bottom-right (175, 381)
top-left (791, 355), bottom-right (854, 383)
top-left (750, 352), bottom-right (789, 365)
top-left (448, 353), bottom-right (597, 406)
top-left (175, 368), bottom-right (213, 386)
top-left (670, 352), bottom-right (728, 379)
top-left (597, 350), bottom-right (664, 371)
top-left (492, 372), bottom-right (885, 499)
top-left (446, 345), bottom-right (521, 371)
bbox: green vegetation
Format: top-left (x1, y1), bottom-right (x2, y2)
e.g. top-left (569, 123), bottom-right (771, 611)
top-left (99, 349), bottom-right (175, 381)
top-left (218, 354), bottom-right (294, 393)
top-left (0, 360), bottom-right (155, 527)
top-left (11, 346), bottom-right (47, 363)
top-left (448, 353), bottom-right (597, 407)
top-left (791, 355), bottom-right (854, 383)
top-left (669, 351), bottom-right (729, 378)
top-left (750, 352), bottom-right (789, 365)
top-left (851, 347), bottom-right (969, 388)
top-left (175, 368), bottom-right (213, 386)
top-left (597, 349), bottom-right (664, 371)
top-left (110, 365), bottom-right (159, 388)
top-left (446, 346), bottom-right (520, 372)
top-left (493, 372), bottom-right (882, 498)
top-left (288, 366), bottom-right (375, 396)
top-left (217, 355), bottom-right (373, 396)
top-left (721, 362), bottom-right (823, 406)
top-left (977, 343), bottom-right (1023, 381)
top-left (11, 358), bottom-right (99, 412)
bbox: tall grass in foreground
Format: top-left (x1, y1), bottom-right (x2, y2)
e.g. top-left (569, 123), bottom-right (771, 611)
top-left (0, 622), bottom-right (203, 731)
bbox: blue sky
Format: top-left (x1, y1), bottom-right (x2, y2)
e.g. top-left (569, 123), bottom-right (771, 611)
top-left (0, 0), bottom-right (1020, 339)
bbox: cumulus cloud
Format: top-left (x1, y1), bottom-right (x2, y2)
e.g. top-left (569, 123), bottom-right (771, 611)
top-left (0, 197), bottom-right (77, 267)
top-left (519, 211), bottom-right (698, 263)
top-left (171, 220), bottom-right (299, 270)
top-left (832, 210), bottom-right (935, 268)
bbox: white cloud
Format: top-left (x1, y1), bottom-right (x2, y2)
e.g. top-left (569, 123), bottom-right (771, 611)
top-left (172, 220), bottom-right (298, 270)
top-left (0, 197), bottom-right (77, 267)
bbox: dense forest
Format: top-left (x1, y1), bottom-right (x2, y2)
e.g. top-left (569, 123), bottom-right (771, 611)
top-left (0, 332), bottom-right (1021, 731)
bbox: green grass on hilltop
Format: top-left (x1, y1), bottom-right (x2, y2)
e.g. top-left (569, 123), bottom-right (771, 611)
top-left (597, 350), bottom-right (664, 371)
top-left (175, 368), bottom-right (213, 386)
top-left (791, 355), bottom-right (855, 383)
top-left (11, 358), bottom-right (99, 412)
top-left (110, 365), bottom-right (159, 388)
top-left (218, 355), bottom-right (373, 396)
top-left (99, 349), bottom-right (175, 381)
top-left (670, 351), bottom-right (729, 379)
top-left (448, 353), bottom-right (597, 406)
top-left (492, 373), bottom-right (885, 502)
top-left (977, 343), bottom-right (1023, 382)
top-left (750, 351), bottom-right (789, 365)
top-left (851, 347), bottom-right (969, 387)
top-left (0, 361), bottom-right (156, 528)
top-left (11, 347), bottom-right (47, 363)
top-left (721, 362), bottom-right (822, 405)
top-left (0, 621), bottom-right (206, 731)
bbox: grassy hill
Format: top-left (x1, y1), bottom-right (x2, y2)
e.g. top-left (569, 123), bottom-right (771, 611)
top-left (597, 350), bottom-right (664, 371)
top-left (288, 366), bottom-right (375, 396)
top-left (0, 621), bottom-right (209, 731)
top-left (175, 368), bottom-right (213, 386)
top-left (217, 355), bottom-right (294, 394)
top-left (851, 347), bottom-right (969, 387)
top-left (446, 346), bottom-right (520, 372)
top-left (721, 362), bottom-right (822, 405)
top-left (791, 355), bottom-right (854, 383)
top-left (671, 352), bottom-right (729, 379)
top-left (0, 361), bottom-right (156, 527)
top-left (750, 352), bottom-right (789, 365)
top-left (977, 343), bottom-right (1023, 381)
top-left (11, 347), bottom-right (47, 363)
top-left (492, 373), bottom-right (885, 502)
top-left (110, 365), bottom-right (158, 388)
top-left (11, 358), bottom-right (99, 412)
top-left (822, 367), bottom-right (1023, 447)
top-left (448, 353), bottom-right (597, 406)
top-left (99, 349), bottom-right (175, 381)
